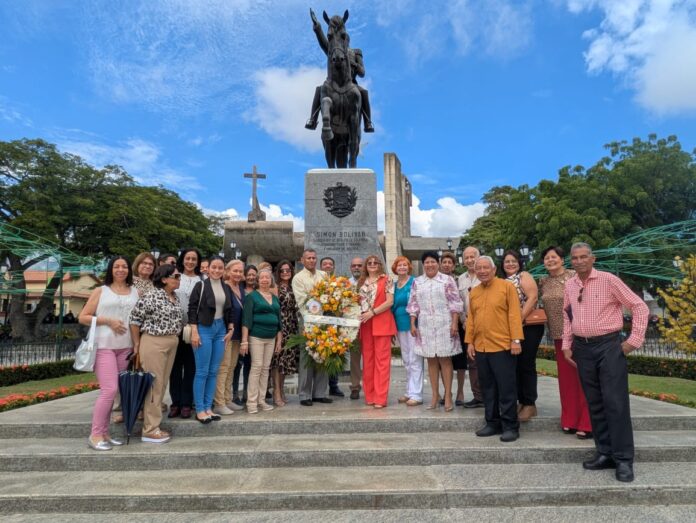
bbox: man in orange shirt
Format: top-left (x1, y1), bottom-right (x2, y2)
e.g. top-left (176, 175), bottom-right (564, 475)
top-left (466, 256), bottom-right (524, 442)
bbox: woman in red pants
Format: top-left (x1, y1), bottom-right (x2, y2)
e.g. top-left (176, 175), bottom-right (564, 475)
top-left (539, 246), bottom-right (592, 439)
top-left (358, 255), bottom-right (397, 408)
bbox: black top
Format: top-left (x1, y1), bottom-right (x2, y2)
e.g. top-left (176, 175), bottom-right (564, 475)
top-left (228, 284), bottom-right (246, 341)
top-left (188, 278), bottom-right (234, 327)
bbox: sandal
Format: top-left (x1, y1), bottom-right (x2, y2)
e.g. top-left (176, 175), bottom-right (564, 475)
top-left (111, 414), bottom-right (124, 424)
top-left (562, 427), bottom-right (577, 435)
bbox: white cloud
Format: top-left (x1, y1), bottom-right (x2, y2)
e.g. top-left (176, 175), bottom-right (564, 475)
top-left (568, 0), bottom-right (696, 114)
top-left (377, 191), bottom-right (486, 238)
top-left (259, 202), bottom-right (306, 232)
top-left (375, 0), bottom-right (534, 65)
top-left (0, 96), bottom-right (33, 127)
top-left (211, 201), bottom-right (305, 232)
top-left (57, 137), bottom-right (202, 192)
top-left (246, 66), bottom-right (325, 152)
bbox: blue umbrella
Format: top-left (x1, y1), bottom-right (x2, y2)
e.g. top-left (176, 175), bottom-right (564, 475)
top-left (118, 353), bottom-right (154, 444)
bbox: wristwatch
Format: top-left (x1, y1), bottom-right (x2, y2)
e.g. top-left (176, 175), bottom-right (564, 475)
top-left (512, 339), bottom-right (521, 344)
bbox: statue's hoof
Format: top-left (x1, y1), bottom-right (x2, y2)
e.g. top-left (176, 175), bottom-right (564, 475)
top-left (364, 123), bottom-right (375, 133)
top-left (322, 128), bottom-right (334, 141)
top-left (305, 119), bottom-right (318, 130)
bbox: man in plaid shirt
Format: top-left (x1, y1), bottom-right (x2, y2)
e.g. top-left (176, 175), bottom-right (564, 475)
top-left (562, 242), bottom-right (649, 483)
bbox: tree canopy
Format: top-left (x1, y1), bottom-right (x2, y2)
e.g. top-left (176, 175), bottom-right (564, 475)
top-left (0, 138), bottom-right (222, 339)
top-left (461, 135), bottom-right (696, 261)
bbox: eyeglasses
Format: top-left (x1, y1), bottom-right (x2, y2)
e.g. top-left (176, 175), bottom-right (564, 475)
top-left (279, 268), bottom-right (292, 273)
top-left (366, 261), bottom-right (380, 266)
top-left (350, 264), bottom-right (363, 268)
top-left (169, 273), bottom-right (181, 280)
top-left (578, 287), bottom-right (584, 303)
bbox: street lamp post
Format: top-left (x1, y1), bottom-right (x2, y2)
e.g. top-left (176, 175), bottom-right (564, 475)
top-left (151, 247), bottom-right (160, 260)
top-left (494, 245), bottom-right (505, 259)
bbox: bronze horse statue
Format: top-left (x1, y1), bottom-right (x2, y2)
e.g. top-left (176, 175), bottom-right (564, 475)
top-left (316, 11), bottom-right (362, 169)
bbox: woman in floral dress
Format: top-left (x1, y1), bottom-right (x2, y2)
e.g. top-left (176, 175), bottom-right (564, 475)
top-left (271, 260), bottom-right (299, 406)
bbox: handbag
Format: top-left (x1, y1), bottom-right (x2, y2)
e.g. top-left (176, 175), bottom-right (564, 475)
top-left (182, 280), bottom-right (204, 344)
top-left (73, 316), bottom-right (98, 372)
top-left (525, 308), bottom-right (548, 326)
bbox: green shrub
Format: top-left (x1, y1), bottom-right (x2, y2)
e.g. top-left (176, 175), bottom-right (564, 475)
top-left (537, 344), bottom-right (696, 381)
top-left (0, 360), bottom-right (79, 387)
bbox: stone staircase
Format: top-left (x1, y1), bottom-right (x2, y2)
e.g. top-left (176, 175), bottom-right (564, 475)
top-left (1, 372), bottom-right (695, 522)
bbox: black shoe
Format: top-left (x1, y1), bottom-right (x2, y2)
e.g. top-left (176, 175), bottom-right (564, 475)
top-left (210, 414), bottom-right (221, 421)
top-left (364, 121), bottom-right (375, 133)
top-left (455, 399), bottom-right (464, 407)
top-left (312, 397), bottom-right (333, 403)
top-left (500, 430), bottom-right (519, 442)
top-left (475, 424), bottom-right (502, 437)
top-left (583, 454), bottom-right (617, 470)
top-left (233, 398), bottom-right (243, 407)
top-left (329, 388), bottom-right (345, 397)
top-left (350, 390), bottom-right (360, 400)
top-left (463, 399), bottom-right (484, 409)
top-left (300, 399), bottom-right (313, 406)
top-left (305, 118), bottom-right (318, 130)
top-left (196, 416), bottom-right (212, 424)
top-left (615, 462), bottom-right (634, 482)
top-left (265, 391), bottom-right (273, 400)
top-left (576, 431), bottom-right (593, 440)
top-left (439, 398), bottom-right (445, 405)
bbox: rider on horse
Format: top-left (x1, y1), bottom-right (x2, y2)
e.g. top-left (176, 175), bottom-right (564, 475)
top-left (305, 8), bottom-right (374, 134)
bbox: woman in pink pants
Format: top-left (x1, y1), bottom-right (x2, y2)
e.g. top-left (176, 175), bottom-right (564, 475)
top-left (79, 256), bottom-right (139, 451)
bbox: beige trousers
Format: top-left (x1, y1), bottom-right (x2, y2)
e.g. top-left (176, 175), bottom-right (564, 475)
top-left (246, 336), bottom-right (276, 409)
top-left (214, 340), bottom-right (240, 406)
top-left (139, 334), bottom-right (178, 435)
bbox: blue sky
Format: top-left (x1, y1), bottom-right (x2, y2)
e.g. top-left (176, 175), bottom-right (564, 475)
top-left (1, 1), bottom-right (696, 238)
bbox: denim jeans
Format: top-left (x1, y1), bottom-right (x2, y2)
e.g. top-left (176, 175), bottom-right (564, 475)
top-left (193, 318), bottom-right (226, 413)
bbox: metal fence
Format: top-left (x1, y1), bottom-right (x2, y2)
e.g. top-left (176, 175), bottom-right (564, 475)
top-left (0, 339), bottom-right (81, 366)
top-left (542, 324), bottom-right (695, 360)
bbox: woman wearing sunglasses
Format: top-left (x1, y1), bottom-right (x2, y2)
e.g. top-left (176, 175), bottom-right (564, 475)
top-left (129, 264), bottom-right (184, 444)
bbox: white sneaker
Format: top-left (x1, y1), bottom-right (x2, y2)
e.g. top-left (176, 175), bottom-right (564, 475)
top-left (142, 429), bottom-right (171, 444)
top-left (227, 402), bottom-right (244, 411)
top-left (213, 405), bottom-right (235, 416)
top-left (259, 402), bottom-right (274, 412)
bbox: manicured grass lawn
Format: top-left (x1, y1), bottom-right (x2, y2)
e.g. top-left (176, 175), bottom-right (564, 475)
top-left (0, 372), bottom-right (96, 397)
top-left (536, 358), bottom-right (696, 407)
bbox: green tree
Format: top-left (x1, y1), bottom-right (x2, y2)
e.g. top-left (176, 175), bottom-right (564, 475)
top-left (461, 135), bottom-right (696, 261)
top-left (1, 138), bottom-right (221, 340)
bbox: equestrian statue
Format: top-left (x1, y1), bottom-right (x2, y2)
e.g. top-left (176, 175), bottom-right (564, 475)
top-left (306, 8), bottom-right (373, 169)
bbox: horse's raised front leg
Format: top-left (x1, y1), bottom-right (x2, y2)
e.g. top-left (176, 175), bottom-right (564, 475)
top-left (320, 96), bottom-right (334, 142)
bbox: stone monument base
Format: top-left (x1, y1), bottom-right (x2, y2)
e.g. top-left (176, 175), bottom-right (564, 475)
top-left (305, 168), bottom-right (383, 277)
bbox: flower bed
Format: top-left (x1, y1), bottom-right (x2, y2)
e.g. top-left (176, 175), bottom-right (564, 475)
top-left (0, 381), bottom-right (99, 412)
top-left (0, 360), bottom-right (80, 387)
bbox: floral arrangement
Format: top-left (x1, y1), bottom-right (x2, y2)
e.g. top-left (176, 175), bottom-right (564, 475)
top-left (0, 381), bottom-right (99, 412)
top-left (287, 275), bottom-right (361, 377)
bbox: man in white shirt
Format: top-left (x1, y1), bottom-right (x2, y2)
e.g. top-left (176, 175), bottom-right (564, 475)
top-left (292, 249), bottom-right (332, 406)
top-left (457, 246), bottom-right (484, 408)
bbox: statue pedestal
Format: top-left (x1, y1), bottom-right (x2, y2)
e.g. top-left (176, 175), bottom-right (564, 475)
top-left (304, 168), bottom-right (383, 277)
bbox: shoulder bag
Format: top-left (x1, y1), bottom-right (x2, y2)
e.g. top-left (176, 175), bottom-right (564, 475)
top-left (73, 316), bottom-right (98, 372)
top-left (182, 280), bottom-right (204, 344)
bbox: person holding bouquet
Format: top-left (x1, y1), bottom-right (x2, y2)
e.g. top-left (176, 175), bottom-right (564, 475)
top-left (358, 255), bottom-right (397, 408)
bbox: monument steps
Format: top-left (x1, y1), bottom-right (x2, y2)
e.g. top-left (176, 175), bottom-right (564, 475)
top-left (2, 375), bottom-right (695, 518)
top-left (1, 429), bottom-right (695, 472)
top-left (2, 462), bottom-right (696, 514)
top-left (1, 410), bottom-right (695, 439)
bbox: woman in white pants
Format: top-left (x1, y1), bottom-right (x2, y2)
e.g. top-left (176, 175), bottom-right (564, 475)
top-left (391, 256), bottom-right (423, 406)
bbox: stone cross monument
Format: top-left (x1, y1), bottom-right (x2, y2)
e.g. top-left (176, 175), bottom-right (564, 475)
top-left (244, 165), bottom-right (267, 222)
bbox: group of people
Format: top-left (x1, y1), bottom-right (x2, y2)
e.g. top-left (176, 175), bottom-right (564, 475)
top-left (79, 242), bottom-right (649, 483)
